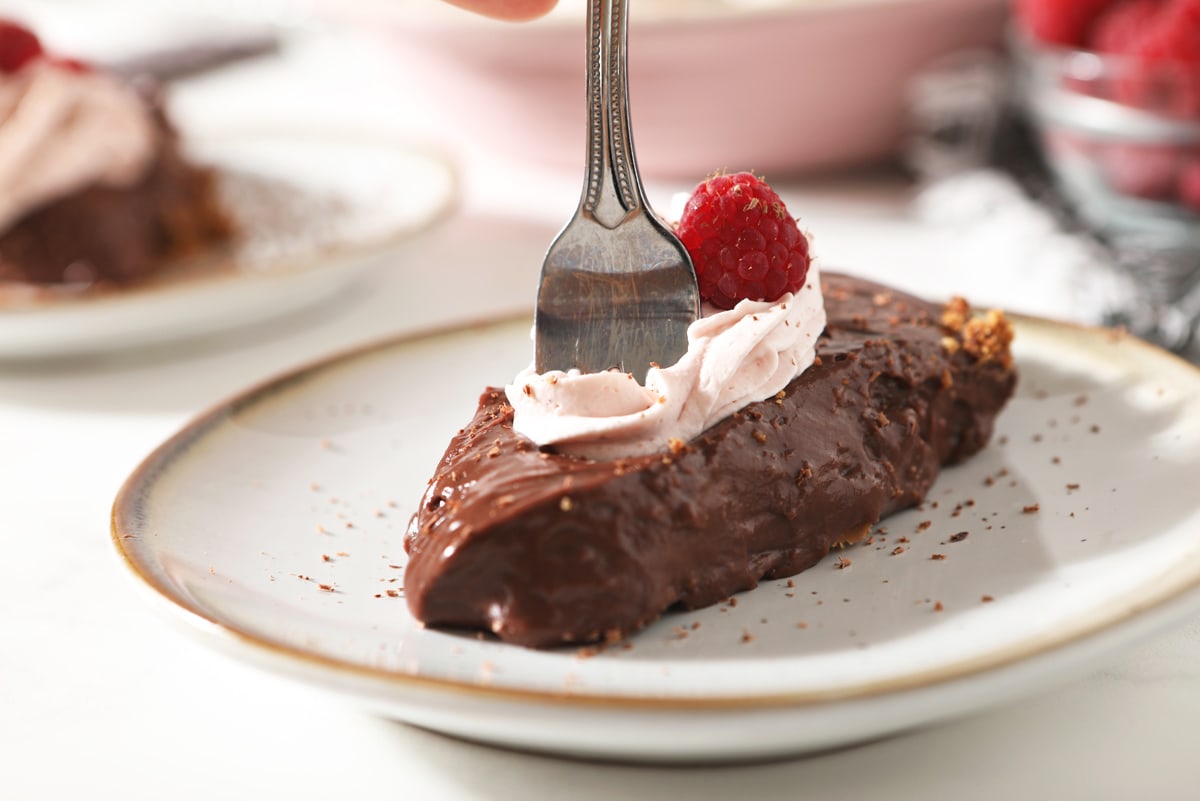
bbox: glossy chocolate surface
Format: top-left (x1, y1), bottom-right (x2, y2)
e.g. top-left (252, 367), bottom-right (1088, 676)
top-left (404, 273), bottom-right (1016, 647)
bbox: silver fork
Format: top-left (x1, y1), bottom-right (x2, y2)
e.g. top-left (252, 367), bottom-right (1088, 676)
top-left (534, 0), bottom-right (700, 383)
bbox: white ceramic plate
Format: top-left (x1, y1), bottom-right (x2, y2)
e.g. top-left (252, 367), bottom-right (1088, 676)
top-left (0, 132), bottom-right (455, 359)
top-left (112, 314), bottom-right (1200, 762)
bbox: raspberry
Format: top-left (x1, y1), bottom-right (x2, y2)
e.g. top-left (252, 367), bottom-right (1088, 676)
top-left (0, 19), bottom-right (43, 73)
top-left (676, 172), bottom-right (811, 310)
top-left (1087, 0), bottom-right (1163, 53)
top-left (1015, 0), bottom-right (1117, 48)
top-left (1101, 142), bottom-right (1181, 200)
top-left (1112, 0), bottom-right (1200, 116)
top-left (1178, 157), bottom-right (1200, 212)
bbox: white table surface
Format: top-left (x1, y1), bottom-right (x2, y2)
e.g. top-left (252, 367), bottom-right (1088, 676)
top-left (3, 4), bottom-right (1200, 799)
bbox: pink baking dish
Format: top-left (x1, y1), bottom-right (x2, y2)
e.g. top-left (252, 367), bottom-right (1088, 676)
top-left (329, 0), bottom-right (1009, 177)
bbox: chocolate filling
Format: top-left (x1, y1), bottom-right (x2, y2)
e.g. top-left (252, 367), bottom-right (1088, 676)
top-left (0, 103), bottom-right (232, 287)
top-left (404, 273), bottom-right (1017, 648)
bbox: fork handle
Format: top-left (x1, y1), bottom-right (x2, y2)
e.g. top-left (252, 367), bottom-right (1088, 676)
top-left (582, 0), bottom-right (643, 229)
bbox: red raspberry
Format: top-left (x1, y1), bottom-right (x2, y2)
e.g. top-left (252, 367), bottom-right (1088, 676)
top-left (1178, 157), bottom-right (1200, 212)
top-left (0, 19), bottom-right (43, 73)
top-left (1102, 142), bottom-right (1181, 200)
top-left (1111, 0), bottom-right (1200, 116)
top-left (1134, 0), bottom-right (1200, 67)
top-left (1087, 0), bottom-right (1164, 53)
top-left (676, 172), bottom-right (812, 310)
top-left (1015, 0), bottom-right (1117, 48)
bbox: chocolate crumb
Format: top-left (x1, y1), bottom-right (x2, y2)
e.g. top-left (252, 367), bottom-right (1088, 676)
top-left (930, 553), bottom-right (946, 561)
top-left (950, 531), bottom-right (969, 542)
top-left (961, 309), bottom-right (1015, 368)
top-left (1023, 504), bottom-right (1040, 514)
top-left (981, 594), bottom-right (994, 603)
top-left (941, 296), bottom-right (970, 332)
top-left (934, 601), bottom-right (944, 612)
top-left (836, 556), bottom-right (852, 569)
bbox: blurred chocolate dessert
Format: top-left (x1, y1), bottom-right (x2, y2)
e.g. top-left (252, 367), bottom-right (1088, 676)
top-left (0, 19), bottom-right (232, 289)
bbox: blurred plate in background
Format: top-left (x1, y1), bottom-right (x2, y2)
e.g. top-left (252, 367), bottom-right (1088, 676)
top-left (0, 132), bottom-right (455, 360)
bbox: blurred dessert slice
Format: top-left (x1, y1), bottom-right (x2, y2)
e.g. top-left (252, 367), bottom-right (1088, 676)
top-left (0, 18), bottom-right (232, 289)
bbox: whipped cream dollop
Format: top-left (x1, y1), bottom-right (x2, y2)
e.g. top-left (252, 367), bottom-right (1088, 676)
top-left (0, 61), bottom-right (158, 232)
top-left (506, 263), bottom-right (826, 460)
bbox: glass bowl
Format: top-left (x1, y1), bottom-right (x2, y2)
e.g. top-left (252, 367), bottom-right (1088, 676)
top-left (1014, 32), bottom-right (1200, 240)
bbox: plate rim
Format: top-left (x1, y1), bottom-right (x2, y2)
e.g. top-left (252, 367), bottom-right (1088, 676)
top-left (110, 311), bottom-right (1200, 711)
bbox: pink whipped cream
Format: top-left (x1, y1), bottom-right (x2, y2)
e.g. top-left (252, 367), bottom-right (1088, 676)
top-left (0, 61), bottom-right (158, 232)
top-left (506, 263), bottom-right (826, 460)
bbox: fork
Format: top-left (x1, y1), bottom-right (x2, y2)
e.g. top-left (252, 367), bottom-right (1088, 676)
top-left (534, 0), bottom-right (700, 384)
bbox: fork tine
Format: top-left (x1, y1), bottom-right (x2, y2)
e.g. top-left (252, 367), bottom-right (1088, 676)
top-left (534, 0), bottom-right (699, 382)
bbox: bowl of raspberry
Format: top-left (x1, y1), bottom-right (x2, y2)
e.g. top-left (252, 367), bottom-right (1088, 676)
top-left (1012, 0), bottom-right (1200, 235)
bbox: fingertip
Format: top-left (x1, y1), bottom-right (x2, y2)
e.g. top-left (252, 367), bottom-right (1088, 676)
top-left (444, 0), bottom-right (559, 22)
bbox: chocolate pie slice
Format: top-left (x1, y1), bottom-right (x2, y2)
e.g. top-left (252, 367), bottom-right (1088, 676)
top-left (0, 19), bottom-right (231, 289)
top-left (404, 272), bottom-right (1016, 647)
